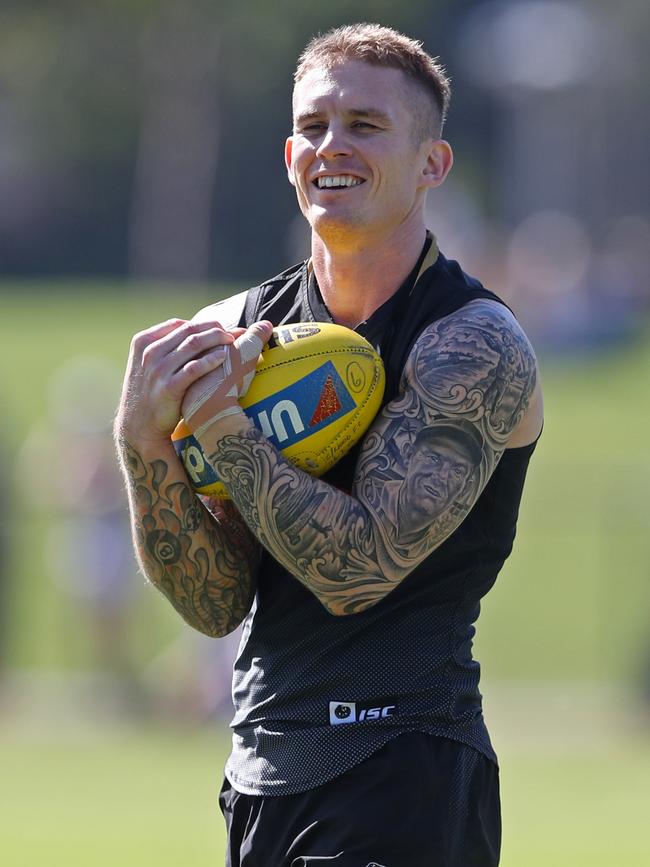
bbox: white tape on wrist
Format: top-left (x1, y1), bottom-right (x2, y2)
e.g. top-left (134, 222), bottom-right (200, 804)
top-left (193, 405), bottom-right (245, 439)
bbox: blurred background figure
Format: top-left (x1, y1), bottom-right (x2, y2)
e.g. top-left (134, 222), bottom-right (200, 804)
top-left (444, 0), bottom-right (649, 354)
top-left (15, 355), bottom-right (240, 722)
top-left (0, 425), bottom-right (8, 691)
top-left (16, 356), bottom-right (147, 714)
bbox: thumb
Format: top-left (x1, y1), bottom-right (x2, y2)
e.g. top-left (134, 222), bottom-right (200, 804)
top-left (235, 320), bottom-right (274, 363)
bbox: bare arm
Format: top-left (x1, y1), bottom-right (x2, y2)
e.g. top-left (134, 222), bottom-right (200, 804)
top-left (116, 436), bottom-right (259, 636)
top-left (115, 317), bottom-right (260, 637)
top-left (196, 300), bottom-right (539, 616)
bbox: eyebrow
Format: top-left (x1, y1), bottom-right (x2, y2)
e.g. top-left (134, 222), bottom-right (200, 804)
top-left (294, 108), bottom-right (392, 125)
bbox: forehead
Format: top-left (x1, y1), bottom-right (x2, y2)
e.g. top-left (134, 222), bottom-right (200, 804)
top-left (414, 436), bottom-right (472, 460)
top-left (292, 59), bottom-right (413, 117)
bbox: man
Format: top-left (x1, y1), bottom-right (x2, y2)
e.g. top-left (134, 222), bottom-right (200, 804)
top-left (116, 23), bottom-right (543, 866)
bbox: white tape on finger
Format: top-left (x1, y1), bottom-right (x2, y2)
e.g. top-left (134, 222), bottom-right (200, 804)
top-left (183, 352), bottom-right (231, 419)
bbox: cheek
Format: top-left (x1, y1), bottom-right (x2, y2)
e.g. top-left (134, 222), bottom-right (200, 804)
top-left (290, 144), bottom-right (313, 182)
top-left (375, 165), bottom-right (419, 208)
top-left (452, 472), bottom-right (469, 491)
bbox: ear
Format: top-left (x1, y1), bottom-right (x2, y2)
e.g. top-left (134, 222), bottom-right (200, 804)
top-left (420, 139), bottom-right (453, 190)
top-left (285, 136), bottom-right (296, 187)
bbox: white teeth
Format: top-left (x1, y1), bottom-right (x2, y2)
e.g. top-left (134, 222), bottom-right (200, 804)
top-left (317, 175), bottom-right (362, 189)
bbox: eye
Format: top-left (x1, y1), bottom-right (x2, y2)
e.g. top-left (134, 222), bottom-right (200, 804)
top-left (299, 122), bottom-right (326, 134)
top-left (351, 121), bottom-right (378, 130)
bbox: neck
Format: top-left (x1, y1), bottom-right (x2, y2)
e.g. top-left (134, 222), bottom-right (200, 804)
top-left (310, 222), bottom-right (428, 328)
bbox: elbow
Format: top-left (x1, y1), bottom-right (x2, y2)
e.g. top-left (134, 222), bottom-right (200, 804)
top-left (184, 615), bottom-right (241, 639)
top-left (320, 591), bottom-right (384, 618)
top-left (175, 602), bottom-right (247, 639)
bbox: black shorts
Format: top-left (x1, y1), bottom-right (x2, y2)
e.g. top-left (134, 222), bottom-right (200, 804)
top-left (219, 733), bottom-right (501, 867)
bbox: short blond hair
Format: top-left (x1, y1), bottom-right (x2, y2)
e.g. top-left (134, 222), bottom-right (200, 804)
top-left (294, 23), bottom-right (451, 138)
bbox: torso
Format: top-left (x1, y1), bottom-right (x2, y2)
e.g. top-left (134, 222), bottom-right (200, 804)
top-left (224, 240), bottom-right (541, 797)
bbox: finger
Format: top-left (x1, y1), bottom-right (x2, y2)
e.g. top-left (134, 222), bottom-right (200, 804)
top-left (172, 326), bottom-right (236, 372)
top-left (174, 345), bottom-right (228, 388)
top-left (143, 320), bottom-right (234, 368)
top-left (231, 321), bottom-right (274, 395)
top-left (234, 320), bottom-right (274, 363)
top-left (181, 361), bottom-right (231, 424)
top-left (130, 319), bottom-right (187, 360)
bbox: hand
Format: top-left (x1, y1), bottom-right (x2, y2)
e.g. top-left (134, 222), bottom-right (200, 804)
top-left (181, 320), bottom-right (274, 437)
top-left (115, 318), bottom-right (236, 448)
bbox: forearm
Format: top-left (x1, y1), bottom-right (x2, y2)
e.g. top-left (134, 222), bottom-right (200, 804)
top-left (200, 419), bottom-right (387, 616)
top-left (116, 433), bottom-right (258, 636)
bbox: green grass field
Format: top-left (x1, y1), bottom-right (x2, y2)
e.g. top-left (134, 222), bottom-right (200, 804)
top-left (1, 712), bottom-right (649, 866)
top-left (1, 285), bottom-right (650, 864)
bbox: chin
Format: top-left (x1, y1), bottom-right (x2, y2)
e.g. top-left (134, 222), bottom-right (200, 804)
top-left (310, 210), bottom-right (367, 244)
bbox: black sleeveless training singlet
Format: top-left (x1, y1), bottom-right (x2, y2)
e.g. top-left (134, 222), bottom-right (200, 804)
top-left (224, 234), bottom-right (538, 796)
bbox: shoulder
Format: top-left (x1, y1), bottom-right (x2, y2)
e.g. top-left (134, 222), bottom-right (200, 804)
top-left (403, 299), bottom-right (541, 449)
top-left (192, 260), bottom-right (307, 329)
top-left (192, 290), bottom-right (249, 330)
top-left (406, 298), bottom-right (535, 374)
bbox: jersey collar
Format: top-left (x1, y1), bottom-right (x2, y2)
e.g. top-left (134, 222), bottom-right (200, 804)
top-left (303, 230), bottom-right (439, 337)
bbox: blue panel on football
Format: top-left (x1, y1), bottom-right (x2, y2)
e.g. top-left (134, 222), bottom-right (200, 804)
top-left (173, 436), bottom-right (221, 489)
top-left (172, 360), bottom-right (356, 491)
top-left (244, 361), bottom-right (355, 450)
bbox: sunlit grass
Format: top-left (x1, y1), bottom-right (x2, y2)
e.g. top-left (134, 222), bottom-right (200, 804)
top-left (1, 286), bottom-right (649, 865)
top-left (1, 703), bottom-right (649, 867)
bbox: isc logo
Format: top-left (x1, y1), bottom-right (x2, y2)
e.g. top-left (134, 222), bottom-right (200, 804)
top-left (329, 701), bottom-right (396, 726)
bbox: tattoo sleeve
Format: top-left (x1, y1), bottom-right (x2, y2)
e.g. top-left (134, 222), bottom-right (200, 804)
top-left (206, 300), bottom-right (538, 616)
top-left (117, 439), bottom-right (260, 636)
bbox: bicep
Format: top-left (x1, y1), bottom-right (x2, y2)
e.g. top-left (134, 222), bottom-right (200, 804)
top-left (353, 300), bottom-right (538, 567)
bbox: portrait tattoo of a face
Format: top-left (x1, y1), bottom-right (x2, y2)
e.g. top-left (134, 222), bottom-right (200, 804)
top-left (396, 420), bottom-right (484, 538)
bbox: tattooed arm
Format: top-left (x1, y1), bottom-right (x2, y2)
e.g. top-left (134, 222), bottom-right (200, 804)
top-left (115, 316), bottom-right (261, 637)
top-left (116, 437), bottom-right (259, 636)
top-left (197, 300), bottom-right (542, 616)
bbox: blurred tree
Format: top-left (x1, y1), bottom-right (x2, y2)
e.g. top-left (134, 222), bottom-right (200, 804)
top-left (0, 0), bottom-right (456, 281)
top-left (0, 0), bottom-right (142, 273)
top-left (128, 2), bottom-right (222, 280)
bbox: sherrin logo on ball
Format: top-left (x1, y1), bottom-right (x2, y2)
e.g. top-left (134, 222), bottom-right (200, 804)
top-left (171, 322), bottom-right (385, 498)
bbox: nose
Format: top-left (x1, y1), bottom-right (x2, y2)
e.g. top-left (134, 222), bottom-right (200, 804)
top-left (315, 124), bottom-right (353, 160)
top-left (438, 461), bottom-right (452, 487)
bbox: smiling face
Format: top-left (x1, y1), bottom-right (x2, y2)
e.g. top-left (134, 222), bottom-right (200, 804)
top-left (285, 59), bottom-right (452, 247)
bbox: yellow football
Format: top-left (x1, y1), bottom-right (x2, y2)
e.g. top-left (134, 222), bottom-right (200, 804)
top-left (171, 322), bottom-right (385, 498)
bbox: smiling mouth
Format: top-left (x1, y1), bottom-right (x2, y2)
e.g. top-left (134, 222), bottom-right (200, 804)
top-left (313, 175), bottom-right (364, 189)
